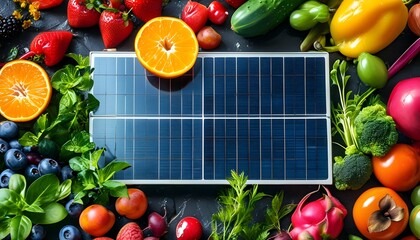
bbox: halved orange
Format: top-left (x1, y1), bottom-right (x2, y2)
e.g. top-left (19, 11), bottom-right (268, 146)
top-left (0, 60), bottom-right (52, 122)
top-left (134, 17), bottom-right (199, 79)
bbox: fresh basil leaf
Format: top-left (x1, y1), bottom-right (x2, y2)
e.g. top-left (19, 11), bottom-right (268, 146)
top-left (0, 189), bottom-right (23, 215)
top-left (0, 218), bottom-right (11, 240)
top-left (98, 160), bottom-right (130, 183)
top-left (24, 202), bottom-right (44, 213)
top-left (85, 93), bottom-right (100, 113)
top-left (10, 215), bottom-right (32, 240)
top-left (34, 114), bottom-right (49, 135)
top-left (59, 90), bottom-right (78, 111)
top-left (19, 132), bottom-right (38, 146)
top-left (90, 148), bottom-right (104, 170)
top-left (56, 179), bottom-right (72, 201)
top-left (52, 66), bottom-right (79, 94)
top-left (66, 53), bottom-right (90, 67)
top-left (8, 174), bottom-right (26, 197)
top-left (78, 170), bottom-right (97, 189)
top-left (69, 156), bottom-right (89, 172)
top-left (26, 174), bottom-right (59, 206)
top-left (26, 202), bottom-right (67, 224)
top-left (62, 131), bottom-right (95, 154)
top-left (103, 180), bottom-right (128, 198)
top-left (72, 190), bottom-right (86, 205)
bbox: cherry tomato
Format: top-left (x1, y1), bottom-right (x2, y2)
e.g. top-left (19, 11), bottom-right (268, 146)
top-left (181, 1), bottom-right (208, 33)
top-left (208, 1), bottom-right (228, 25)
top-left (356, 52), bottom-right (388, 89)
top-left (353, 187), bottom-right (409, 240)
top-left (197, 26), bottom-right (222, 50)
top-left (412, 186), bottom-right (420, 206)
top-left (408, 3), bottom-right (420, 36)
top-left (79, 204), bottom-right (116, 237)
top-left (372, 144), bottom-right (420, 192)
top-left (176, 216), bottom-right (203, 240)
top-left (115, 188), bottom-right (148, 219)
top-left (410, 205), bottom-right (420, 239)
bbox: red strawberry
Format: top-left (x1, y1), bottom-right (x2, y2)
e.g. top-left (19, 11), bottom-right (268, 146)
top-left (19, 31), bottom-right (73, 67)
top-left (124, 0), bottom-right (162, 23)
top-left (99, 10), bottom-right (134, 48)
top-left (67, 0), bottom-right (102, 28)
top-left (116, 222), bottom-right (143, 240)
top-left (28, 0), bottom-right (63, 9)
top-left (225, 0), bottom-right (246, 8)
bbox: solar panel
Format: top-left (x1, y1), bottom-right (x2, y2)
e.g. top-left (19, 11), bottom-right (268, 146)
top-left (89, 51), bottom-right (332, 184)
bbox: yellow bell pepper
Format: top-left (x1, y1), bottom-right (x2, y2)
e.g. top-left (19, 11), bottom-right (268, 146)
top-left (330, 0), bottom-right (408, 58)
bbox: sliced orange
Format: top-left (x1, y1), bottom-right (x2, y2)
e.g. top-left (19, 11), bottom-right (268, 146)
top-left (0, 60), bottom-right (52, 122)
top-left (134, 16), bottom-right (199, 79)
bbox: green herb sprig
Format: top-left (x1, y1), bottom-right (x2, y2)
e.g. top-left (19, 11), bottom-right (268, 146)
top-left (0, 174), bottom-right (71, 240)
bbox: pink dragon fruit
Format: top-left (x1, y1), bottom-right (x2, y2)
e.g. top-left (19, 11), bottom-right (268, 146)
top-left (289, 186), bottom-right (347, 240)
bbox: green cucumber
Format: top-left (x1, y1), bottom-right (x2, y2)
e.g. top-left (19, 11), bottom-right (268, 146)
top-left (231, 0), bottom-right (306, 38)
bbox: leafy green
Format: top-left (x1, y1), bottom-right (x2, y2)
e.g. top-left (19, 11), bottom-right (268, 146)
top-left (210, 171), bottom-right (295, 240)
top-left (0, 174), bottom-right (71, 240)
top-left (66, 132), bottom-right (130, 205)
top-left (19, 54), bottom-right (99, 160)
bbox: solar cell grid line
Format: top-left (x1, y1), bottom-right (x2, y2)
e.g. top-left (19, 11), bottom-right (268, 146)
top-left (89, 51), bottom-right (332, 184)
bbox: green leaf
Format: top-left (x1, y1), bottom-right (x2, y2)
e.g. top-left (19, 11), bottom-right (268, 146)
top-left (0, 218), bottom-right (11, 240)
top-left (90, 148), bottom-right (105, 170)
top-left (26, 174), bottom-right (59, 206)
top-left (10, 215), bottom-right (32, 240)
top-left (103, 180), bottom-right (128, 198)
top-left (0, 189), bottom-right (23, 215)
top-left (98, 160), bottom-right (130, 183)
top-left (69, 156), bottom-right (90, 171)
top-left (24, 203), bottom-right (44, 213)
top-left (78, 170), bottom-right (98, 189)
top-left (26, 202), bottom-right (67, 224)
top-left (56, 179), bottom-right (72, 201)
top-left (62, 131), bottom-right (96, 154)
top-left (66, 53), bottom-right (90, 67)
top-left (19, 131), bottom-right (39, 146)
top-left (85, 93), bottom-right (100, 113)
top-left (8, 174), bottom-right (26, 197)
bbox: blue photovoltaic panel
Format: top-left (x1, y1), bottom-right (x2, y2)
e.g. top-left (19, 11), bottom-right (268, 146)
top-left (89, 51), bottom-right (332, 184)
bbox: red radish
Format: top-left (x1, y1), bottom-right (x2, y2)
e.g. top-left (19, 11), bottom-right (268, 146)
top-left (387, 77), bottom-right (420, 141)
top-left (175, 216), bottom-right (203, 240)
top-left (289, 186), bottom-right (347, 240)
top-left (19, 31), bottom-right (73, 67)
top-left (147, 211), bottom-right (168, 237)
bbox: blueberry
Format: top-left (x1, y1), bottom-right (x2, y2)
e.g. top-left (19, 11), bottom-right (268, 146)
top-left (0, 169), bottom-right (15, 188)
top-left (38, 158), bottom-right (61, 176)
top-left (29, 224), bottom-right (46, 240)
top-left (61, 165), bottom-right (74, 181)
top-left (65, 199), bottom-right (83, 218)
top-left (0, 138), bottom-right (10, 154)
top-left (25, 164), bottom-right (41, 183)
top-left (0, 121), bottom-right (18, 139)
top-left (59, 225), bottom-right (82, 240)
top-left (4, 148), bottom-right (28, 171)
top-left (8, 139), bottom-right (22, 150)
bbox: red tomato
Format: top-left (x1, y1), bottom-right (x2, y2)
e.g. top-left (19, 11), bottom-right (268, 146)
top-left (208, 1), bottom-right (228, 25)
top-left (353, 187), bottom-right (409, 240)
top-left (372, 144), bottom-right (420, 192)
top-left (181, 1), bottom-right (208, 33)
top-left (28, 0), bottom-right (63, 9)
top-left (79, 204), bottom-right (116, 237)
top-left (197, 26), bottom-right (222, 50)
top-left (176, 216), bottom-right (203, 240)
top-left (115, 188), bottom-right (148, 219)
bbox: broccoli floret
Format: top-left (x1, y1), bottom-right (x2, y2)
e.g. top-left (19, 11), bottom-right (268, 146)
top-left (333, 153), bottom-right (372, 191)
top-left (354, 104), bottom-right (398, 157)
